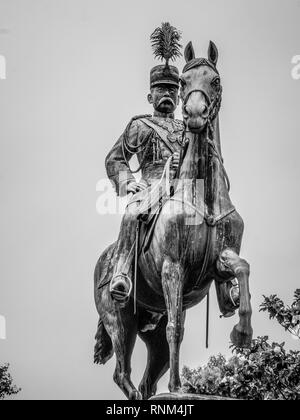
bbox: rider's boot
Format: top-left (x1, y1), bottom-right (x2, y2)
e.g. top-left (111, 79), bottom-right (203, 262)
top-left (110, 202), bottom-right (139, 304)
top-left (215, 278), bottom-right (240, 318)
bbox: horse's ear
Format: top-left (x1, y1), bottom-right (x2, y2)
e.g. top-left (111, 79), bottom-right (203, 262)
top-left (208, 40), bottom-right (218, 66)
top-left (184, 41), bottom-right (195, 63)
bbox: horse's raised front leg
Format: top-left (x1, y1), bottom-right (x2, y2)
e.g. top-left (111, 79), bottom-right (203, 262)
top-left (162, 258), bottom-right (185, 393)
top-left (216, 249), bottom-right (253, 348)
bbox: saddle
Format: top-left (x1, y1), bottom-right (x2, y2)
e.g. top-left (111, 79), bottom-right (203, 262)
top-left (128, 155), bottom-right (174, 255)
top-left (137, 191), bottom-right (170, 254)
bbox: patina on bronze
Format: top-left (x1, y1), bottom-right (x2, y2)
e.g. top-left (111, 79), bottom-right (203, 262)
top-left (94, 30), bottom-right (252, 400)
top-left (106, 23), bottom-right (183, 304)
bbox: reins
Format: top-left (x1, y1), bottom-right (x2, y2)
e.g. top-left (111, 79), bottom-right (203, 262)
top-left (177, 83), bottom-right (234, 348)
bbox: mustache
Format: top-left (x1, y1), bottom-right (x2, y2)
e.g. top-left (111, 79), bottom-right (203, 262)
top-left (158, 97), bottom-right (175, 107)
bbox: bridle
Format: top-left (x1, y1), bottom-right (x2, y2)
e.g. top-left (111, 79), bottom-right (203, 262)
top-left (182, 84), bottom-right (223, 136)
top-left (180, 68), bottom-right (228, 190)
top-left (178, 63), bottom-right (234, 324)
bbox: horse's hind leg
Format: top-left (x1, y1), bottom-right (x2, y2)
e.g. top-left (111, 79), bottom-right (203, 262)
top-left (216, 249), bottom-right (253, 348)
top-left (162, 258), bottom-right (185, 393)
top-left (103, 297), bottom-right (141, 400)
top-left (138, 315), bottom-right (170, 399)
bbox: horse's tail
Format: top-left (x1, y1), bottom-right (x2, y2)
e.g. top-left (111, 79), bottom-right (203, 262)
top-left (94, 316), bottom-right (114, 365)
top-left (94, 243), bottom-right (117, 365)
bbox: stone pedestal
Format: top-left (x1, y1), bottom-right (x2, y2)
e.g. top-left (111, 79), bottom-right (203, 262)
top-left (150, 393), bottom-right (235, 400)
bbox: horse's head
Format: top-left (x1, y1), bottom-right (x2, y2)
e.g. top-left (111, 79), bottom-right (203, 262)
top-left (180, 41), bottom-right (222, 133)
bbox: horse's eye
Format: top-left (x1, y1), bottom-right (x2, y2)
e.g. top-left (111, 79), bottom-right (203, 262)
top-left (211, 77), bottom-right (220, 88)
top-left (180, 79), bottom-right (186, 89)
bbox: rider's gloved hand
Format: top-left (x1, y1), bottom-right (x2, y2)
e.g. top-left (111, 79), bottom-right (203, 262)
top-left (127, 180), bottom-right (148, 194)
top-left (172, 152), bottom-right (180, 170)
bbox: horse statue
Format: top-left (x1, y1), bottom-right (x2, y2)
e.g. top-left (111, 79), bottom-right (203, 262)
top-left (94, 40), bottom-right (253, 400)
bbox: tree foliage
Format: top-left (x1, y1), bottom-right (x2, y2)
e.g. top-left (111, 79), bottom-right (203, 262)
top-left (260, 289), bottom-right (300, 338)
top-left (181, 290), bottom-right (300, 400)
top-left (0, 364), bottom-right (21, 400)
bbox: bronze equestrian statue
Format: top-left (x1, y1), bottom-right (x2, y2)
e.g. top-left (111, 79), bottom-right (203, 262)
top-left (94, 24), bottom-right (253, 400)
top-left (105, 30), bottom-right (183, 304)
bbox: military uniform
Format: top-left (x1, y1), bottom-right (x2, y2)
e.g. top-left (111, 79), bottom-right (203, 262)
top-left (105, 114), bottom-right (184, 301)
top-left (104, 58), bottom-right (183, 302)
top-left (105, 116), bottom-right (184, 197)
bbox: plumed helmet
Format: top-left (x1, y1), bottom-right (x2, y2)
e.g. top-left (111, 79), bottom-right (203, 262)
top-left (149, 22), bottom-right (182, 88)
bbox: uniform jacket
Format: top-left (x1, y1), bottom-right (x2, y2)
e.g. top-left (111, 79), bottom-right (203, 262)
top-left (105, 116), bottom-right (184, 196)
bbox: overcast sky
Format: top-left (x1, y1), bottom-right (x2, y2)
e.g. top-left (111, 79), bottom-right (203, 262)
top-left (0, 0), bottom-right (299, 400)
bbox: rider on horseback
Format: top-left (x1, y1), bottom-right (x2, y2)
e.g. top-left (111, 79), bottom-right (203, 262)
top-left (106, 33), bottom-right (183, 302)
top-left (104, 23), bottom-right (239, 317)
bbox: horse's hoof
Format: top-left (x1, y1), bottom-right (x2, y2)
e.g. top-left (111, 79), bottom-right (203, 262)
top-left (129, 390), bottom-right (142, 400)
top-left (139, 384), bottom-right (157, 400)
top-left (168, 382), bottom-right (182, 394)
top-left (230, 324), bottom-right (253, 348)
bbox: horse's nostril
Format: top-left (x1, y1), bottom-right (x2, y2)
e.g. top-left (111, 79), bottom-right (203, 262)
top-left (201, 104), bottom-right (209, 117)
top-left (184, 103), bottom-right (208, 119)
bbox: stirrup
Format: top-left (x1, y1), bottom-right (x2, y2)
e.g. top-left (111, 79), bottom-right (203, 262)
top-left (220, 281), bottom-right (240, 318)
top-left (229, 283), bottom-right (240, 308)
top-left (109, 273), bottom-right (133, 304)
